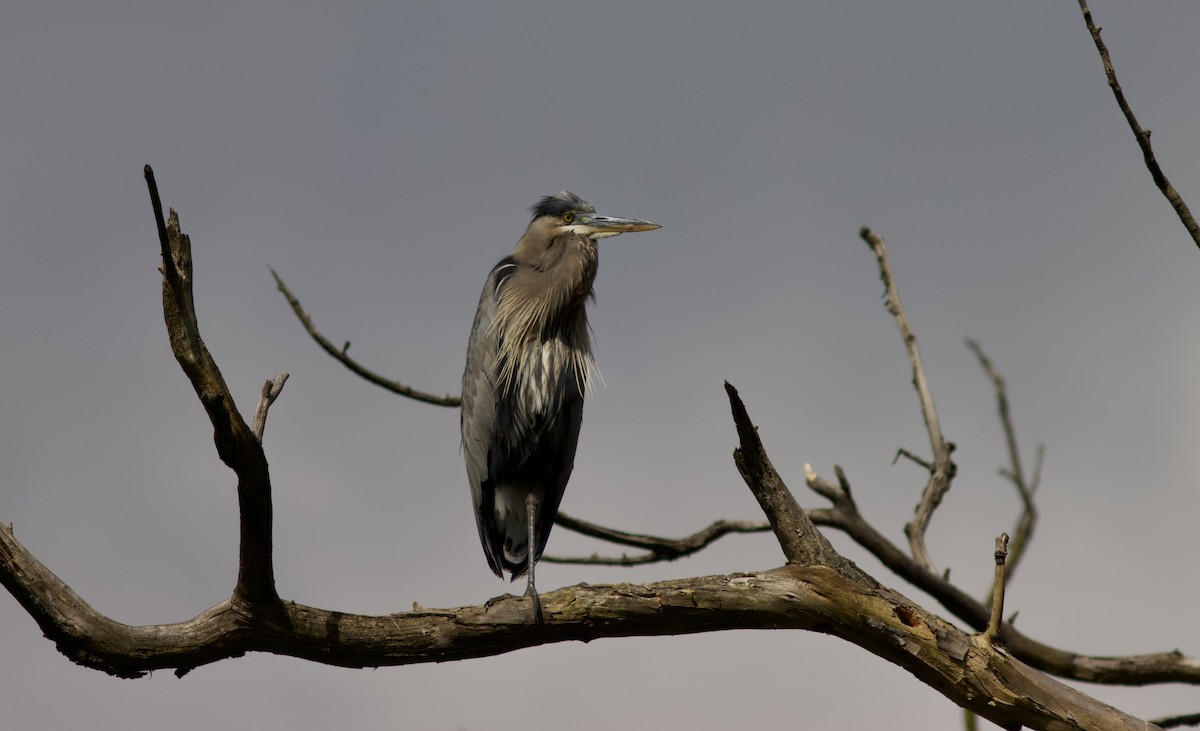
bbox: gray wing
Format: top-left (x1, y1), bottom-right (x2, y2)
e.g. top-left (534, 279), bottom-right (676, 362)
top-left (460, 260), bottom-right (512, 577)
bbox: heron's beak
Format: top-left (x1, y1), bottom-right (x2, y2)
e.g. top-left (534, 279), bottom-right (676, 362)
top-left (572, 212), bottom-right (662, 239)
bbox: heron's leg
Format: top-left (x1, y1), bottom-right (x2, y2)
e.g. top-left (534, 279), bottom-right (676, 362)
top-left (524, 491), bottom-right (544, 624)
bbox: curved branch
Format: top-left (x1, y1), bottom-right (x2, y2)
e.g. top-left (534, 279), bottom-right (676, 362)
top-left (967, 339), bottom-right (1040, 587)
top-left (860, 227), bottom-right (957, 572)
top-left (543, 513), bottom-right (771, 566)
top-left (1077, 0), bottom-right (1200, 250)
top-left (271, 269), bottom-right (460, 407)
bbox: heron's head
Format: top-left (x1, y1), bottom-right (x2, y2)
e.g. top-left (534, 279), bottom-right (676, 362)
top-left (525, 191), bottom-right (661, 242)
top-left (500, 191), bottom-right (660, 327)
top-left (494, 192), bottom-right (660, 349)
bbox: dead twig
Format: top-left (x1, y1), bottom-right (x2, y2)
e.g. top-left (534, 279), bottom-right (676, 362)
top-left (1077, 0), bottom-right (1200, 249)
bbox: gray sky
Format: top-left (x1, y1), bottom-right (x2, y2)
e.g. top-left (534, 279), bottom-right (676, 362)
top-left (3, 2), bottom-right (1199, 728)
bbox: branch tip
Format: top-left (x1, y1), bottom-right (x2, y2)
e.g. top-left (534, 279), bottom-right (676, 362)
top-left (982, 533), bottom-right (1010, 645)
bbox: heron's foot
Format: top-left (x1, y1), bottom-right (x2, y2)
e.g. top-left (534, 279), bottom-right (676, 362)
top-left (484, 592), bottom-right (518, 612)
top-left (524, 586), bottom-right (544, 625)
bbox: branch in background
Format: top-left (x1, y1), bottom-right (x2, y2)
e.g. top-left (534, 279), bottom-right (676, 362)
top-left (860, 226), bottom-right (957, 572)
top-left (1077, 0), bottom-right (1200, 249)
top-left (271, 269), bottom-right (460, 407)
top-left (543, 513), bottom-right (770, 566)
top-left (1152, 711), bottom-right (1200, 730)
top-left (966, 339), bottom-right (1041, 591)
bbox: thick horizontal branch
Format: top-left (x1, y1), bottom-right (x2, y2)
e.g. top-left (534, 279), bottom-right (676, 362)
top-left (271, 269), bottom-right (460, 407)
top-left (543, 513), bottom-right (771, 566)
top-left (0, 520), bottom-right (1156, 729)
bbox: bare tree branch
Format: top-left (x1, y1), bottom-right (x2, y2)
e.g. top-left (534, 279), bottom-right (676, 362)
top-left (860, 226), bottom-right (957, 572)
top-left (271, 268), bottom-right (460, 407)
top-left (542, 513), bottom-right (771, 566)
top-left (1077, 0), bottom-right (1200, 250)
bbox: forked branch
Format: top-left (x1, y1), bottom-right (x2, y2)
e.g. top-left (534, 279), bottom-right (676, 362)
top-left (967, 339), bottom-right (1041, 590)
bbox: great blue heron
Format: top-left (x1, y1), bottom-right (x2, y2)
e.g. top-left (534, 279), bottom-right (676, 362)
top-left (461, 191), bottom-right (660, 622)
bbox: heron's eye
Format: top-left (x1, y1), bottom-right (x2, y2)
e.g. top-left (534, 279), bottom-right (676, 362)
top-left (562, 212), bottom-right (574, 224)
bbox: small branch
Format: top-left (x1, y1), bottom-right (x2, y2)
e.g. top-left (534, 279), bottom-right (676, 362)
top-left (270, 269), bottom-right (460, 407)
top-left (252, 373), bottom-right (289, 442)
top-left (804, 464), bottom-right (845, 505)
top-left (966, 340), bottom-right (1025, 489)
top-left (981, 533), bottom-right (1009, 645)
top-left (543, 513), bottom-right (771, 566)
top-left (967, 339), bottom-right (1040, 588)
top-left (860, 227), bottom-right (957, 572)
top-left (1077, 0), bottom-right (1200, 250)
top-left (724, 382), bottom-right (843, 568)
top-left (893, 447), bottom-right (932, 471)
